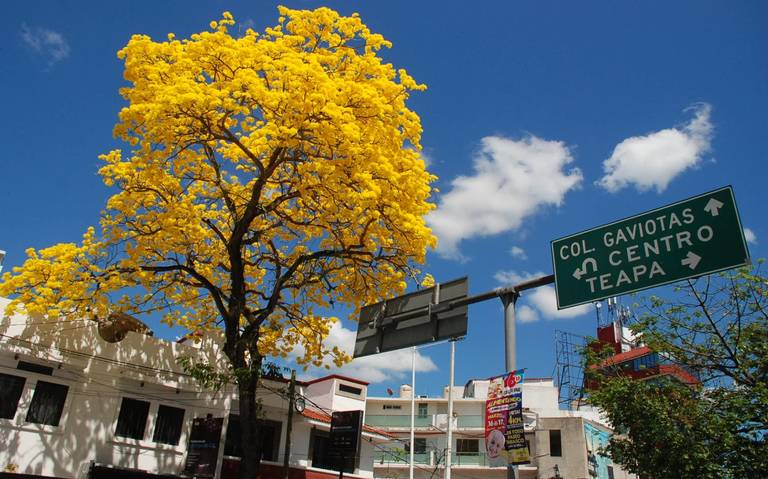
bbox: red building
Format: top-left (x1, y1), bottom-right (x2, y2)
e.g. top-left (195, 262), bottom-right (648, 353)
top-left (587, 320), bottom-right (699, 387)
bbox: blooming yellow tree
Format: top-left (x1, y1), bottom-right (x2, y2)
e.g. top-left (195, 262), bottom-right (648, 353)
top-left (1, 8), bottom-right (435, 476)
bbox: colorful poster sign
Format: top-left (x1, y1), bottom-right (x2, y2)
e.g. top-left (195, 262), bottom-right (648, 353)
top-left (484, 369), bottom-right (530, 466)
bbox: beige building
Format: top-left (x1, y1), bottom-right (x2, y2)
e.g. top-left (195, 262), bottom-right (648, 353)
top-left (365, 378), bottom-right (635, 479)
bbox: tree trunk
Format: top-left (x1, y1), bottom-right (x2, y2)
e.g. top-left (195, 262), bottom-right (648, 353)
top-left (236, 350), bottom-right (264, 479)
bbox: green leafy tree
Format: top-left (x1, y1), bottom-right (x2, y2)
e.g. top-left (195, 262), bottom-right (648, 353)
top-left (585, 263), bottom-right (768, 479)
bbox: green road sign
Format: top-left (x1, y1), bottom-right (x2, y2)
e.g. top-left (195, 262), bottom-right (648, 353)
top-left (551, 186), bottom-right (750, 309)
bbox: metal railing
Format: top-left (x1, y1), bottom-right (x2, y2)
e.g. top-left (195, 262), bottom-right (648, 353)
top-left (373, 450), bottom-right (505, 469)
top-left (366, 413), bottom-right (537, 430)
top-left (455, 415), bottom-right (484, 428)
top-left (452, 452), bottom-right (499, 467)
top-left (365, 414), bottom-right (432, 427)
top-left (373, 450), bottom-right (432, 465)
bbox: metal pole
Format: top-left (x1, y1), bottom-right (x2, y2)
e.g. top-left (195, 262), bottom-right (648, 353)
top-left (502, 293), bottom-right (519, 479)
top-left (283, 370), bottom-right (296, 479)
top-left (378, 275), bottom-right (553, 326)
top-left (410, 346), bottom-right (416, 479)
top-left (502, 293), bottom-right (518, 372)
top-left (445, 339), bottom-right (456, 479)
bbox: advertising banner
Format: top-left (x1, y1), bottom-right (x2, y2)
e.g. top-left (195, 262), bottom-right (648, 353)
top-left (484, 369), bottom-right (530, 466)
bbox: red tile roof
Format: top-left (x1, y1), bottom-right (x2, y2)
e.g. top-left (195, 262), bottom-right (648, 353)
top-left (597, 345), bottom-right (653, 367)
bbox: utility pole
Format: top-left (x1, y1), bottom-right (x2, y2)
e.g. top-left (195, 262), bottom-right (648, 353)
top-left (283, 370), bottom-right (296, 479)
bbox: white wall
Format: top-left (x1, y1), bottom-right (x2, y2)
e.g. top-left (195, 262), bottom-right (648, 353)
top-left (0, 301), bottom-right (381, 479)
top-left (304, 378), bottom-right (335, 411)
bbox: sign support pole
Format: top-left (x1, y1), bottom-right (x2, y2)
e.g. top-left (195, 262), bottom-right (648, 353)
top-left (410, 346), bottom-right (416, 479)
top-left (444, 339), bottom-right (456, 479)
top-left (502, 292), bottom-right (519, 479)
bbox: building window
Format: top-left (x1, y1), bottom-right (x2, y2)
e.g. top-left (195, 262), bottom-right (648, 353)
top-left (607, 465), bottom-right (615, 479)
top-left (339, 384), bottom-right (362, 396)
top-left (153, 405), bottom-right (185, 445)
top-left (456, 438), bottom-right (479, 454)
top-left (413, 438), bottom-right (427, 454)
top-left (549, 429), bottom-right (562, 457)
top-left (17, 361), bottom-right (54, 376)
top-left (224, 414), bottom-right (242, 457)
top-left (417, 403), bottom-right (428, 417)
top-left (115, 397), bottom-right (150, 440)
top-left (25, 381), bottom-right (69, 426)
top-left (0, 373), bottom-right (26, 420)
top-left (383, 404), bottom-right (402, 410)
top-left (224, 415), bottom-right (282, 461)
top-left (254, 420), bottom-right (282, 461)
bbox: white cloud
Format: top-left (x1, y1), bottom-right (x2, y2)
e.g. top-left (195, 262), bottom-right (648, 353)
top-left (744, 227), bottom-right (757, 244)
top-left (20, 24), bottom-right (70, 67)
top-left (493, 270), bottom-right (544, 286)
top-left (294, 321), bottom-right (438, 384)
top-left (525, 286), bottom-right (592, 320)
top-left (495, 270), bottom-right (592, 322)
top-left (597, 103), bottom-right (713, 193)
top-left (509, 246), bottom-right (527, 260)
top-left (428, 135), bottom-right (583, 259)
top-left (516, 305), bottom-right (539, 323)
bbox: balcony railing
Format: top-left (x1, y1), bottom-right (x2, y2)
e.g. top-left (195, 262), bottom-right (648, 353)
top-left (366, 412), bottom-right (537, 430)
top-left (373, 450), bottom-right (431, 465)
top-left (365, 415), bottom-right (432, 428)
top-left (374, 451), bottom-right (504, 468)
top-left (452, 452), bottom-right (504, 467)
top-left (456, 415), bottom-right (484, 428)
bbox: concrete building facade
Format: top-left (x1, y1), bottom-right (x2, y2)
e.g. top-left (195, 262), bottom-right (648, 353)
top-left (366, 379), bottom-right (635, 479)
top-left (0, 298), bottom-right (388, 479)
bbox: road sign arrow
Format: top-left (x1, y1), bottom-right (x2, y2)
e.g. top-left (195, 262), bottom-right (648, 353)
top-left (681, 251), bottom-right (702, 270)
top-left (572, 258), bottom-right (597, 280)
top-left (704, 197), bottom-right (724, 216)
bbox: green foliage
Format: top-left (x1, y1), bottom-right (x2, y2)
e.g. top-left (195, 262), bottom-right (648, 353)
top-left (177, 355), bottom-right (287, 392)
top-left (584, 263), bottom-right (768, 479)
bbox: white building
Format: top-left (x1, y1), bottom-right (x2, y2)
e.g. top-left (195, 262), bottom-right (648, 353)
top-left (365, 378), bottom-right (635, 479)
top-left (0, 298), bottom-right (389, 479)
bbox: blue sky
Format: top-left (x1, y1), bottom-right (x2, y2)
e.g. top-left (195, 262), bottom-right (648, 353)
top-left (1, 1), bottom-right (766, 398)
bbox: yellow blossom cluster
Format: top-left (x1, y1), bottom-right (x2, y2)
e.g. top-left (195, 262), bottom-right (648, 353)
top-left (1, 8), bottom-right (435, 369)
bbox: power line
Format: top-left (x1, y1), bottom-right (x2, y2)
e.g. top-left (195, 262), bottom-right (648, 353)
top-left (1, 318), bottom-right (90, 327)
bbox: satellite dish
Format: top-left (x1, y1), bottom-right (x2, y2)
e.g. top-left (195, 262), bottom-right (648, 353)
top-left (98, 312), bottom-right (152, 343)
top-left (386, 388), bottom-right (394, 397)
